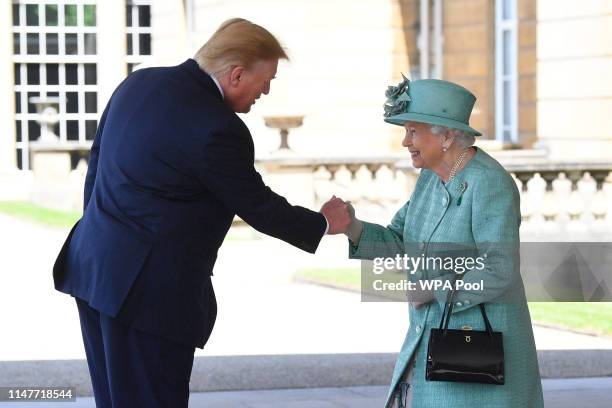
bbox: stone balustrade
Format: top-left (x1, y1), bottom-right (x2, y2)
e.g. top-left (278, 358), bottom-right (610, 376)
top-left (29, 145), bottom-right (611, 240)
top-left (256, 149), bottom-right (612, 240)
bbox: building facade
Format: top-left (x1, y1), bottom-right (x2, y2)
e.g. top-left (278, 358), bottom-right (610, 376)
top-left (1, 0), bottom-right (611, 192)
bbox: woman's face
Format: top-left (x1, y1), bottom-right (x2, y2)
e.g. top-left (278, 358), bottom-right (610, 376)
top-left (402, 121), bottom-right (444, 169)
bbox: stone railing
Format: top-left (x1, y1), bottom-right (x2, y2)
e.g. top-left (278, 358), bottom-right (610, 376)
top-left (28, 143), bottom-right (611, 239)
top-left (256, 154), bottom-right (416, 225)
top-left (256, 150), bottom-right (612, 240)
top-left (505, 162), bottom-right (612, 240)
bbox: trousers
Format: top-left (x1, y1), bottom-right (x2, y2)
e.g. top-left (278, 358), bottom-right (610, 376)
top-left (75, 297), bottom-right (195, 407)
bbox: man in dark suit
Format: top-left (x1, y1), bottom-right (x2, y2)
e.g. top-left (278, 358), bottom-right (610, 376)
top-left (53, 18), bottom-right (350, 407)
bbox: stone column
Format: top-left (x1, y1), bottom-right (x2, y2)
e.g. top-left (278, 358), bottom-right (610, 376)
top-left (30, 146), bottom-right (73, 210)
top-left (97, 0), bottom-right (128, 107)
top-left (536, 1), bottom-right (612, 160)
top-left (151, 0), bottom-right (189, 65)
top-left (0, 0), bottom-right (17, 172)
top-left (517, 0), bottom-right (537, 147)
top-left (258, 161), bottom-right (317, 209)
top-left (442, 0), bottom-right (495, 138)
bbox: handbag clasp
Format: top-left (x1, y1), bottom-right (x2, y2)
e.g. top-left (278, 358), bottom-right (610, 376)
top-left (461, 325), bottom-right (473, 331)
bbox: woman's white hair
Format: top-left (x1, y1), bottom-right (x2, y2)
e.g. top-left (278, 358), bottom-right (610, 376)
top-left (430, 125), bottom-right (475, 149)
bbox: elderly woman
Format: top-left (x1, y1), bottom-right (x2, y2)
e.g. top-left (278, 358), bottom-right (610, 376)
top-left (343, 78), bottom-right (544, 407)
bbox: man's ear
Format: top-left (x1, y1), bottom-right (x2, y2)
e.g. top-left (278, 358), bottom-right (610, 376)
top-left (228, 66), bottom-right (245, 87)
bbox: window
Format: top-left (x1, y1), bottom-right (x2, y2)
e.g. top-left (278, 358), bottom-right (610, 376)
top-left (12, 1), bottom-right (99, 170)
top-left (126, 1), bottom-right (152, 74)
top-left (495, 0), bottom-right (518, 143)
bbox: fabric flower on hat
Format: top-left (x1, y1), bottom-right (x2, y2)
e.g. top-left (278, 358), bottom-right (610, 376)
top-left (384, 74), bottom-right (411, 117)
top-left (385, 74), bottom-right (410, 99)
top-left (384, 99), bottom-right (407, 117)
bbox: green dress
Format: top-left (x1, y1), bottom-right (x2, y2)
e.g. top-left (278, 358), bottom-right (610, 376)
top-left (349, 147), bottom-right (544, 407)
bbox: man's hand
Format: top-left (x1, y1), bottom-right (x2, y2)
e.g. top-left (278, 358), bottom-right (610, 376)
top-left (320, 196), bottom-right (351, 235)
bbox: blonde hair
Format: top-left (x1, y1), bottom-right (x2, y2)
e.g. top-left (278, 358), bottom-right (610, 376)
top-left (194, 18), bottom-right (289, 76)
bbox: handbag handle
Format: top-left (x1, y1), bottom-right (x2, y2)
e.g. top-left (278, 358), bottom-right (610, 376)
top-left (438, 275), bottom-right (494, 337)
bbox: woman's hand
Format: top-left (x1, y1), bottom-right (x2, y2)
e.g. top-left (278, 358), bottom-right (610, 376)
top-left (409, 286), bottom-right (435, 309)
top-left (411, 299), bottom-right (431, 309)
top-left (345, 201), bottom-right (363, 243)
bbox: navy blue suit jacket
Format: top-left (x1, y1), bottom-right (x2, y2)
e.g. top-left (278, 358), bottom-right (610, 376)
top-left (53, 59), bottom-right (326, 348)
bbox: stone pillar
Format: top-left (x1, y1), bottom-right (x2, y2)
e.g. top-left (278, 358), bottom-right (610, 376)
top-left (151, 0), bottom-right (189, 65)
top-left (97, 0), bottom-right (128, 107)
top-left (536, 1), bottom-right (612, 160)
top-left (258, 162), bottom-right (317, 209)
top-left (392, 0), bottom-right (416, 79)
top-left (443, 0), bottom-right (495, 138)
top-left (0, 0), bottom-right (17, 173)
top-left (30, 147), bottom-right (73, 210)
top-left (517, 0), bottom-right (537, 147)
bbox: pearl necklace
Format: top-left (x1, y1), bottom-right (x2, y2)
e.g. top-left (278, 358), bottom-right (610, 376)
top-left (447, 148), bottom-right (471, 183)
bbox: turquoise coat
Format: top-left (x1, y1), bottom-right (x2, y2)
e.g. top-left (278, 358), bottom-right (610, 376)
top-left (349, 148), bottom-right (544, 407)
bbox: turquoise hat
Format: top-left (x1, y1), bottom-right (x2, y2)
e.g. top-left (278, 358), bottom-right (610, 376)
top-left (383, 76), bottom-right (482, 136)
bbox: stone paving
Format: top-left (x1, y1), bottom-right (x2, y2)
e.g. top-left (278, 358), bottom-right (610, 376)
top-left (1, 213), bottom-right (612, 407)
top-left (1, 379), bottom-right (611, 407)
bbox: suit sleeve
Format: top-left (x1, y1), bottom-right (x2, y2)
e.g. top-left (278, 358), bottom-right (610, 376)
top-left (195, 126), bottom-right (326, 253)
top-left (83, 100), bottom-right (111, 210)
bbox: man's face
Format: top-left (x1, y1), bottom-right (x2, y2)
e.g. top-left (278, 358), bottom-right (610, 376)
top-left (229, 59), bottom-right (278, 113)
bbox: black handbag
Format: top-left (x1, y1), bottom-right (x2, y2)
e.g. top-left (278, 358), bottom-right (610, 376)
top-left (425, 280), bottom-right (505, 385)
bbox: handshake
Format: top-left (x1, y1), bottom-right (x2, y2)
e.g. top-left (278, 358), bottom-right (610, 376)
top-left (319, 196), bottom-right (363, 243)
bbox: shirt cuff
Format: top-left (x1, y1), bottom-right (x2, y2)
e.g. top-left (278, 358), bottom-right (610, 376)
top-left (322, 214), bottom-right (329, 235)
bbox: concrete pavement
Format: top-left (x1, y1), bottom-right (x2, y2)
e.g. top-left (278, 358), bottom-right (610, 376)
top-left (0, 378), bottom-right (610, 407)
top-left (189, 378), bottom-right (612, 407)
top-left (2, 351), bottom-right (612, 397)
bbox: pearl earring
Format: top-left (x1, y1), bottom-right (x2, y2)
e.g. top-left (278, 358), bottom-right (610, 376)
top-left (443, 147), bottom-right (447, 152)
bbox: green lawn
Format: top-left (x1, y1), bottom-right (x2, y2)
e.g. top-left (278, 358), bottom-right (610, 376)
top-left (527, 302), bottom-right (612, 337)
top-left (0, 201), bottom-right (81, 228)
top-left (295, 267), bottom-right (410, 301)
top-left (295, 268), bottom-right (361, 291)
top-left (0, 201), bottom-right (260, 241)
top-left (294, 267), bottom-right (612, 336)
